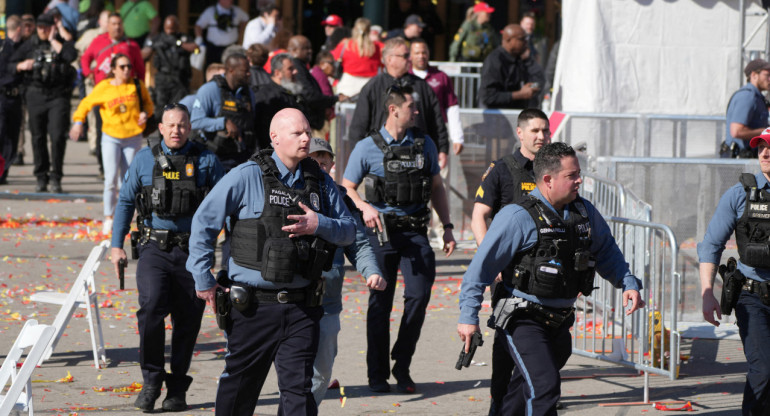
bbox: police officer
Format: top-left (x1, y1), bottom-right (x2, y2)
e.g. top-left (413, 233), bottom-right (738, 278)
top-left (190, 53), bottom-right (256, 170)
top-left (342, 86), bottom-right (456, 394)
top-left (186, 108), bottom-right (356, 416)
top-left (11, 11), bottom-right (77, 193)
top-left (144, 16), bottom-right (197, 112)
top-left (110, 103), bottom-right (224, 412)
top-left (700, 129), bottom-right (770, 415)
top-left (449, 2), bottom-right (499, 62)
top-left (458, 142), bottom-right (645, 414)
top-left (470, 108), bottom-right (550, 416)
top-left (0, 16), bottom-right (24, 185)
top-left (306, 137), bottom-right (386, 406)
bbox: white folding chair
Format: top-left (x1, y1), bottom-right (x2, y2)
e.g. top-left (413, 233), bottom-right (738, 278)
top-left (0, 320), bottom-right (55, 416)
top-left (30, 241), bottom-right (110, 369)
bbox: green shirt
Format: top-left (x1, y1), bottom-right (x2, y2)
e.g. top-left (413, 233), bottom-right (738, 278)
top-left (79, 0), bottom-right (114, 13)
top-left (120, 0), bottom-right (158, 39)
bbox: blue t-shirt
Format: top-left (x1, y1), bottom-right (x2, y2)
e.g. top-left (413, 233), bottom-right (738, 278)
top-left (458, 187), bottom-right (642, 326)
top-left (343, 126), bottom-right (440, 216)
top-left (186, 152), bottom-right (356, 291)
top-left (698, 171), bottom-right (770, 282)
top-left (111, 140), bottom-right (226, 248)
top-left (726, 83), bottom-right (769, 149)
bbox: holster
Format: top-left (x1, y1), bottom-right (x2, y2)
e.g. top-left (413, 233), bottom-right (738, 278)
top-left (719, 257), bottom-right (744, 315)
top-left (490, 296), bottom-right (524, 331)
top-left (215, 287), bottom-right (231, 330)
top-left (130, 231), bottom-right (140, 259)
top-left (304, 279), bottom-right (325, 307)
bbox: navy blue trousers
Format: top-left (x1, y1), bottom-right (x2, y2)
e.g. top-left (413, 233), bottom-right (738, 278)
top-left (366, 229), bottom-right (436, 382)
top-left (500, 314), bottom-right (574, 416)
top-left (25, 89), bottom-right (69, 181)
top-left (736, 291), bottom-right (770, 415)
top-left (136, 241), bottom-right (205, 387)
top-left (0, 94), bottom-right (21, 182)
top-left (215, 300), bottom-right (322, 416)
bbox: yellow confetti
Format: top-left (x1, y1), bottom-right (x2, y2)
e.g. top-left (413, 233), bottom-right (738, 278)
top-left (340, 387), bottom-right (344, 396)
top-left (341, 396), bottom-right (347, 407)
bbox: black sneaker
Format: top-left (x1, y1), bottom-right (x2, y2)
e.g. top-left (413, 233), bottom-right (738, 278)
top-left (134, 385), bottom-right (161, 412)
top-left (368, 379), bottom-right (391, 393)
top-left (162, 394), bottom-right (187, 412)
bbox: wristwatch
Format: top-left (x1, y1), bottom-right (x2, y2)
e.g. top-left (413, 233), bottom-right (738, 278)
top-left (442, 223), bottom-right (454, 230)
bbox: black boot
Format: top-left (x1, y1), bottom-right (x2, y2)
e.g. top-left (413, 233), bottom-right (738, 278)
top-left (162, 374), bottom-right (193, 412)
top-left (50, 178), bottom-right (62, 194)
top-left (134, 384), bottom-right (162, 412)
top-left (35, 177), bottom-right (48, 193)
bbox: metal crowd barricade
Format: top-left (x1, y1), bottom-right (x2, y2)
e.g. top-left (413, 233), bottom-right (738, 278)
top-left (572, 217), bottom-right (681, 404)
top-left (430, 61), bottom-right (482, 109)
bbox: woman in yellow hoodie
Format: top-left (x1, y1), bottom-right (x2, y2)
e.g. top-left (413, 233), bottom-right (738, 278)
top-left (70, 53), bottom-right (153, 234)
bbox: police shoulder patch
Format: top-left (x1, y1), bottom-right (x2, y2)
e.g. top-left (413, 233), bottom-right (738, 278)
top-left (310, 193), bottom-right (321, 211)
top-left (481, 162), bottom-right (494, 182)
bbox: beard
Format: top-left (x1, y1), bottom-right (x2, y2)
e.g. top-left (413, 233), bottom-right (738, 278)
top-left (281, 79), bottom-right (303, 95)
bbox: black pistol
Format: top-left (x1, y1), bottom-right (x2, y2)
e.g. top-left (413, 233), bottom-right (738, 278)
top-left (118, 258), bottom-right (127, 290)
top-left (374, 212), bottom-right (389, 247)
top-left (456, 331), bottom-right (484, 370)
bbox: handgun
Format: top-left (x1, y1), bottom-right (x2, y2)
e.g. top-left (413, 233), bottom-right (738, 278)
top-left (455, 331), bottom-right (483, 370)
top-left (374, 212), bottom-right (389, 247)
top-left (118, 258), bottom-right (127, 290)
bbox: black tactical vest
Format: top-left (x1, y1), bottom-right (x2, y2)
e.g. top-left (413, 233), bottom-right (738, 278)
top-left (363, 130), bottom-right (432, 206)
top-left (202, 76), bottom-right (256, 158)
top-left (229, 151), bottom-right (335, 283)
top-left (505, 196), bottom-right (597, 298)
top-left (136, 143), bottom-right (210, 220)
top-left (151, 33), bottom-right (191, 79)
top-left (736, 173), bottom-right (770, 268)
top-left (29, 37), bottom-right (75, 89)
top-left (499, 153), bottom-right (537, 210)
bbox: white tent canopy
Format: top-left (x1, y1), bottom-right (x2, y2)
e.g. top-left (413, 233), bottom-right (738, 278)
top-left (553, 0), bottom-right (768, 116)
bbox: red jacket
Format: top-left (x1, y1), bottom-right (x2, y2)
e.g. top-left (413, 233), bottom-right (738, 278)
top-left (81, 33), bottom-right (145, 85)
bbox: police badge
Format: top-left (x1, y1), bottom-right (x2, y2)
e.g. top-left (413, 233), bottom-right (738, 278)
top-left (310, 193), bottom-right (321, 211)
top-left (415, 153), bottom-right (424, 169)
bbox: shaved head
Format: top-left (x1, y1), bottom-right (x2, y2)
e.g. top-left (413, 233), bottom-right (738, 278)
top-left (270, 109), bottom-right (312, 170)
top-left (501, 24), bottom-right (527, 56)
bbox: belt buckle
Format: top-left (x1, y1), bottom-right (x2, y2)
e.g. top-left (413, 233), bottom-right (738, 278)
top-left (276, 290), bottom-right (289, 304)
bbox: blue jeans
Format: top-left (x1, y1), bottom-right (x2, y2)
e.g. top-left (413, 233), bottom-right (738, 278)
top-left (101, 133), bottom-right (142, 216)
top-left (311, 312), bottom-right (341, 406)
top-left (735, 290), bottom-right (770, 415)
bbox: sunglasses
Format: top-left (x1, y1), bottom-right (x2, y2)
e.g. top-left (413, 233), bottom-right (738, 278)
top-left (118, 64), bottom-right (132, 70)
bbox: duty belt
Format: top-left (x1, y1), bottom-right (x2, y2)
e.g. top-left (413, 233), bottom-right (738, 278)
top-left (143, 229), bottom-right (191, 251)
top-left (743, 277), bottom-right (767, 294)
top-left (233, 284), bottom-right (307, 304)
top-left (382, 209), bottom-right (431, 232)
top-left (0, 86), bottom-right (19, 97)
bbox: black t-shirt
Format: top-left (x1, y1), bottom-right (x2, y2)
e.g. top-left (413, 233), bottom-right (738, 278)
top-left (474, 148), bottom-right (535, 217)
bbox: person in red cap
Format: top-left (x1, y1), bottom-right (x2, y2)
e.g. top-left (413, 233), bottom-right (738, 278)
top-left (722, 59), bottom-right (770, 158)
top-left (321, 14), bottom-right (348, 53)
top-left (449, 2), bottom-right (498, 62)
top-left (700, 128), bottom-right (770, 415)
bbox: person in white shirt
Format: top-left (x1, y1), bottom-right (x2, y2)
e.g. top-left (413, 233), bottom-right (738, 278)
top-left (194, 0), bottom-right (248, 67)
top-left (242, 4), bottom-right (280, 49)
